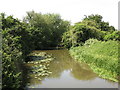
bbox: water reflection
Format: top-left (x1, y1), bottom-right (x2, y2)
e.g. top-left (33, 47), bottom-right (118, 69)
top-left (25, 49), bottom-right (118, 88)
top-left (38, 49), bottom-right (97, 80)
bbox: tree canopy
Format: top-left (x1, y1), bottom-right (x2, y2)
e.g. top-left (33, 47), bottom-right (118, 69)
top-left (62, 14), bottom-right (119, 48)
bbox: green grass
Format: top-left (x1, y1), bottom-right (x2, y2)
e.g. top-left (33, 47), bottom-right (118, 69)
top-left (70, 39), bottom-right (119, 82)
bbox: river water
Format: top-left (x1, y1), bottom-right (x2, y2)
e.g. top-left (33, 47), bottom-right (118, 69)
top-left (24, 49), bottom-right (118, 88)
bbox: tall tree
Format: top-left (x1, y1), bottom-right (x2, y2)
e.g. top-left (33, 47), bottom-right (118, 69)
top-left (24, 11), bottom-right (70, 49)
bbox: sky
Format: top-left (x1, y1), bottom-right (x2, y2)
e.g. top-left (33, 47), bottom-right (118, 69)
top-left (0, 0), bottom-right (119, 29)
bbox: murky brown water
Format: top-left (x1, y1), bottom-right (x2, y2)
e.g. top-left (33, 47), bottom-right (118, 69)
top-left (24, 49), bottom-right (118, 88)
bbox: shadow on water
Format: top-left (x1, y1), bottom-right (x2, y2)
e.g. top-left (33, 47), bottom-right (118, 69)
top-left (20, 63), bottom-right (30, 88)
top-left (26, 56), bottom-right (46, 62)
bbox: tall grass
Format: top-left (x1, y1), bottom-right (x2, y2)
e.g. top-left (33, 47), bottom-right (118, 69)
top-left (70, 39), bottom-right (119, 82)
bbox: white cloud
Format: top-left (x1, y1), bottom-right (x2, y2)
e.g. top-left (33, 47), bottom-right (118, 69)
top-left (0, 0), bottom-right (119, 29)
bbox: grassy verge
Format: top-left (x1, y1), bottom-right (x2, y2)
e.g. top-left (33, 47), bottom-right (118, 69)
top-left (69, 39), bottom-right (119, 82)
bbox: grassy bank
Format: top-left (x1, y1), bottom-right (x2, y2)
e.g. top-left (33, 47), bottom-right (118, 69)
top-left (70, 39), bottom-right (119, 82)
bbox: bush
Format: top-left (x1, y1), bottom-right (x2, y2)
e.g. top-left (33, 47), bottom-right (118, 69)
top-left (2, 29), bottom-right (22, 88)
top-left (1, 14), bottom-right (33, 88)
top-left (84, 38), bottom-right (99, 46)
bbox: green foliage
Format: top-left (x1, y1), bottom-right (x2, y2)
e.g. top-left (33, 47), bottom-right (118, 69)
top-left (1, 12), bottom-right (119, 88)
top-left (2, 14), bottom-right (33, 88)
top-left (1, 12), bottom-right (70, 88)
top-left (83, 14), bottom-right (116, 31)
top-left (62, 19), bottom-right (106, 48)
top-left (24, 11), bottom-right (70, 49)
top-left (70, 39), bottom-right (119, 82)
top-left (25, 52), bottom-right (54, 85)
top-left (104, 31), bottom-right (120, 41)
top-left (62, 14), bottom-right (118, 48)
top-left (2, 29), bottom-right (22, 88)
top-left (84, 38), bottom-right (99, 46)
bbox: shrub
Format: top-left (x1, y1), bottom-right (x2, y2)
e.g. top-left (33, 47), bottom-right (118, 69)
top-left (2, 29), bottom-right (22, 88)
top-left (1, 14), bottom-right (32, 88)
top-left (84, 38), bottom-right (99, 46)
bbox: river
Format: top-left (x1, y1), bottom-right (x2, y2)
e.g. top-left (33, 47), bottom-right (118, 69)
top-left (24, 49), bottom-right (118, 88)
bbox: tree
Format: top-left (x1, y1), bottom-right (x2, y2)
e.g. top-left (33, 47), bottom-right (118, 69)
top-left (62, 19), bottom-right (105, 48)
top-left (62, 14), bottom-right (117, 48)
top-left (23, 11), bottom-right (70, 49)
top-left (83, 14), bottom-right (115, 31)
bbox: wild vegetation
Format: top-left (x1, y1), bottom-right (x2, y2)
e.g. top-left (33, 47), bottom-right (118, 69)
top-left (23, 11), bottom-right (70, 49)
top-left (70, 39), bottom-right (119, 82)
top-left (1, 11), bottom-right (69, 89)
top-left (1, 12), bottom-right (119, 89)
top-left (25, 52), bottom-right (54, 87)
top-left (2, 14), bottom-right (28, 88)
top-left (62, 14), bottom-right (119, 82)
top-left (62, 14), bottom-right (119, 48)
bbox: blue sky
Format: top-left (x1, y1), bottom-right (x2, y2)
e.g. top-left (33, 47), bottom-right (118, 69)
top-left (0, 0), bottom-right (119, 29)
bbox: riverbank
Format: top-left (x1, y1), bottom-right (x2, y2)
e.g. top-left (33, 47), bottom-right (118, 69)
top-left (69, 39), bottom-right (119, 82)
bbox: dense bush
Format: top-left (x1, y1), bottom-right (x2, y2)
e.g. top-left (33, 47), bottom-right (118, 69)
top-left (2, 14), bottom-right (34, 56)
top-left (2, 29), bottom-right (22, 88)
top-left (84, 38), bottom-right (99, 46)
top-left (1, 13), bottom-right (33, 88)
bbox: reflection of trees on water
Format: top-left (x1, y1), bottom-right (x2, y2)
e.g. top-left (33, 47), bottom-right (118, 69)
top-left (28, 77), bottom-right (42, 85)
top-left (45, 49), bottom-right (97, 80)
top-left (46, 50), bottom-right (74, 78)
top-left (71, 62), bottom-right (97, 80)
